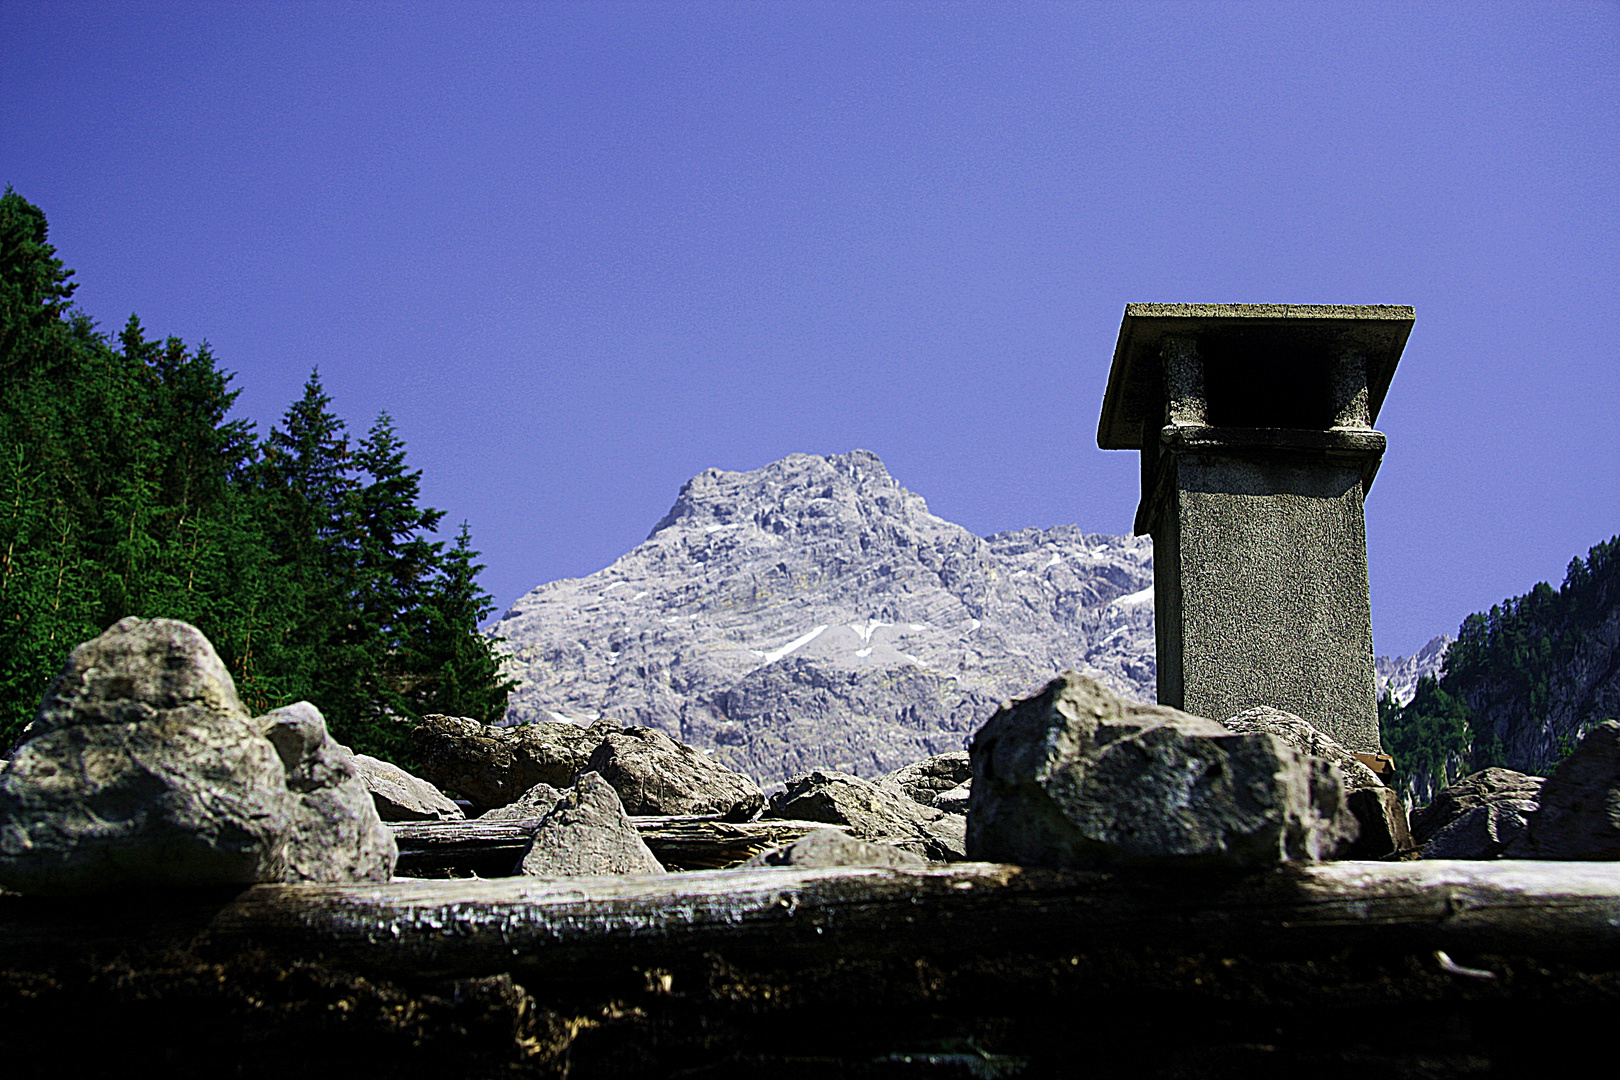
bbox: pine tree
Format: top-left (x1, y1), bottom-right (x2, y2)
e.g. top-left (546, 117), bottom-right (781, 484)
top-left (0, 192), bottom-right (514, 759)
top-left (0, 188), bottom-right (77, 379)
top-left (0, 191), bottom-right (105, 744)
top-left (252, 370), bottom-right (359, 720)
top-left (1381, 674), bottom-right (1472, 806)
top-left (341, 411), bottom-right (447, 756)
top-left (414, 522), bottom-right (515, 723)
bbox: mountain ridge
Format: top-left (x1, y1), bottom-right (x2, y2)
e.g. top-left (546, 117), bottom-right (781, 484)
top-left (491, 450), bottom-right (1155, 784)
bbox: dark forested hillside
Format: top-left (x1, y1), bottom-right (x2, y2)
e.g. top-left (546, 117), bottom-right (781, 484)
top-left (0, 189), bottom-right (512, 760)
top-left (1450, 536), bottom-right (1620, 772)
top-left (1382, 536), bottom-right (1620, 802)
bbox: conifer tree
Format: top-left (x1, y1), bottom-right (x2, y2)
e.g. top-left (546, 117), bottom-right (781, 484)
top-left (0, 188), bottom-right (77, 379)
top-left (0, 192), bottom-right (514, 757)
top-left (341, 411), bottom-right (447, 756)
top-left (252, 370), bottom-right (358, 717)
top-left (413, 522), bottom-right (515, 722)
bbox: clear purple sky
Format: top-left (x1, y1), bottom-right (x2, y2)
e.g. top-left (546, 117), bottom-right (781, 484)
top-left (3, 3), bottom-right (1616, 658)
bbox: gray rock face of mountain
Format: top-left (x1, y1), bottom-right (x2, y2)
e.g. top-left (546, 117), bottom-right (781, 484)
top-left (1375, 635), bottom-right (1453, 706)
top-left (492, 450), bottom-right (1155, 785)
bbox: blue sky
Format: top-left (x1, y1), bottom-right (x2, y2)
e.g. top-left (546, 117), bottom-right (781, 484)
top-left (3, 2), bottom-right (1615, 658)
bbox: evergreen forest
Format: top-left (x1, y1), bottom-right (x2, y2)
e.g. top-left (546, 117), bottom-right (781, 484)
top-left (1381, 534), bottom-right (1619, 803)
top-left (0, 189), bottom-right (513, 763)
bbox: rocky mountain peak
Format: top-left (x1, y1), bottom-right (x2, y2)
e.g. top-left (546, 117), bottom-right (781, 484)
top-left (493, 450), bottom-right (1156, 785)
top-left (646, 449), bottom-right (941, 545)
top-left (1375, 635), bottom-right (1453, 706)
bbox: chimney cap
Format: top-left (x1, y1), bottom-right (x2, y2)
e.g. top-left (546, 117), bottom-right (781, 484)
top-left (1097, 303), bottom-right (1415, 450)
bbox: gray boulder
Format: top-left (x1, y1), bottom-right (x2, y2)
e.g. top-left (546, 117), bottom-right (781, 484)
top-left (1222, 706), bottom-right (1385, 792)
top-left (0, 618), bottom-right (293, 893)
top-left (252, 703), bottom-right (396, 884)
top-left (353, 754), bottom-right (464, 823)
top-left (880, 751), bottom-right (972, 808)
top-left (480, 781), bottom-right (565, 823)
top-left (933, 781), bottom-right (972, 814)
top-left (410, 714), bottom-right (618, 810)
top-left (1424, 804), bottom-right (1534, 860)
top-left (1411, 768), bottom-right (1544, 859)
top-left (968, 672), bottom-right (1357, 870)
top-left (743, 828), bottom-right (927, 869)
top-left (766, 770), bottom-right (966, 861)
top-left (586, 726), bottom-right (764, 820)
top-left (514, 772), bottom-right (665, 877)
top-left (1345, 786), bottom-right (1415, 858)
top-left (1526, 721), bottom-right (1620, 860)
top-left (1222, 706), bottom-right (1406, 856)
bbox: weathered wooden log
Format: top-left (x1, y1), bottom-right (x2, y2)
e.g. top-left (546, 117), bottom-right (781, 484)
top-left (5, 860), bottom-right (1617, 1075)
top-left (8, 860), bottom-right (1616, 979)
top-left (633, 815), bottom-right (847, 869)
top-left (389, 816), bottom-right (842, 876)
top-left (390, 820), bottom-right (538, 877)
top-left (6, 860), bottom-right (1597, 982)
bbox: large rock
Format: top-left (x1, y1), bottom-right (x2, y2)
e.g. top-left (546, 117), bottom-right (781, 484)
top-left (967, 672), bottom-right (1357, 870)
top-left (480, 781), bottom-right (565, 823)
top-left (879, 751), bottom-right (972, 808)
top-left (0, 618), bottom-right (293, 893)
top-left (353, 754), bottom-right (465, 823)
top-left (410, 714), bottom-right (618, 811)
top-left (766, 770), bottom-right (965, 861)
top-left (1222, 706), bottom-right (1384, 792)
top-left (1223, 705), bottom-right (1406, 857)
top-left (1345, 787), bottom-right (1415, 858)
top-left (514, 772), bottom-right (665, 877)
top-left (585, 726), bottom-right (764, 820)
top-left (1525, 721), bottom-right (1620, 859)
top-left (0, 620), bottom-right (400, 894)
top-left (1411, 768), bottom-right (1544, 859)
top-left (933, 781), bottom-right (972, 814)
top-left (252, 703), bottom-right (396, 883)
top-left (743, 828), bottom-right (927, 869)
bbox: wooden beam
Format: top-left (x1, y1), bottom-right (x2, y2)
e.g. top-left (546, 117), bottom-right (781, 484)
top-left (177, 860), bottom-right (1620, 980)
top-left (389, 816), bottom-right (843, 876)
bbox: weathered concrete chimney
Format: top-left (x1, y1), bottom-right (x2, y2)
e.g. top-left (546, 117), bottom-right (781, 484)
top-left (1097, 304), bottom-right (1414, 754)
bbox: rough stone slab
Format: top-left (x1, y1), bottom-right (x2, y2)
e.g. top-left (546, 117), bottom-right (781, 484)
top-left (0, 618), bottom-right (292, 894)
top-left (1528, 721), bottom-right (1620, 860)
top-left (410, 714), bottom-right (618, 811)
top-left (1347, 786), bottom-right (1414, 858)
top-left (933, 780), bottom-right (971, 814)
top-left (1222, 706), bottom-right (1384, 791)
top-left (879, 751), bottom-right (971, 808)
top-left (514, 773), bottom-right (664, 878)
top-left (253, 703), bottom-right (396, 884)
top-left (968, 672), bottom-right (1356, 869)
top-left (768, 770), bottom-right (965, 861)
top-left (744, 828), bottom-right (927, 869)
top-left (478, 781), bottom-right (564, 823)
top-left (353, 754), bottom-right (464, 823)
top-left (585, 726), bottom-right (764, 820)
top-left (1414, 768), bottom-right (1545, 858)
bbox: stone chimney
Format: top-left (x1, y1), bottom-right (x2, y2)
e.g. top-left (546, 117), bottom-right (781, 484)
top-left (1097, 303), bottom-right (1414, 754)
